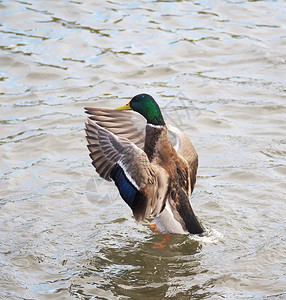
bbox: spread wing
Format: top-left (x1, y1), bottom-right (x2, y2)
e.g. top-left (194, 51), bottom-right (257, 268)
top-left (84, 107), bottom-right (146, 149)
top-left (167, 125), bottom-right (198, 192)
top-left (85, 119), bottom-right (168, 221)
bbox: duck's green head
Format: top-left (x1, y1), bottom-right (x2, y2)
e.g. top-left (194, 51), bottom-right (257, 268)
top-left (116, 94), bottom-right (165, 126)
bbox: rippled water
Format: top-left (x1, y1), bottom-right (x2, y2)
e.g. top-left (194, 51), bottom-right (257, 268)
top-left (1, 0), bottom-right (286, 299)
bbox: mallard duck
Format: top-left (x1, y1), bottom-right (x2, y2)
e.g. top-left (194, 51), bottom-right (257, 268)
top-left (85, 94), bottom-right (203, 234)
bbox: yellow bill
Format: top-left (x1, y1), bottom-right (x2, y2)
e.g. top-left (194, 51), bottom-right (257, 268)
top-left (115, 102), bottom-right (132, 110)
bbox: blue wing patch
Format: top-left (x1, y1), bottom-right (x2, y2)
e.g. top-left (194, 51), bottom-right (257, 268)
top-left (110, 164), bottom-right (138, 209)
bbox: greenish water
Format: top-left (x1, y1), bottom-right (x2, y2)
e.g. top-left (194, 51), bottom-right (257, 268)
top-left (0, 0), bottom-right (285, 299)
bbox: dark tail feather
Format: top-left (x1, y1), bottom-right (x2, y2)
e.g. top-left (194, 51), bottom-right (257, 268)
top-left (177, 189), bottom-right (204, 234)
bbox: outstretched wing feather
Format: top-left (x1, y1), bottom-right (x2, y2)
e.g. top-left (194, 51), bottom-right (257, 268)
top-left (85, 118), bottom-right (167, 221)
top-left (85, 108), bottom-right (146, 149)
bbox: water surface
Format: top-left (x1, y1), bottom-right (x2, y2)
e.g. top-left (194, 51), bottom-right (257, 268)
top-left (0, 0), bottom-right (286, 299)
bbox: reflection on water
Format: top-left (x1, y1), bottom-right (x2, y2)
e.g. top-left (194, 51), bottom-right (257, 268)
top-left (70, 235), bottom-right (208, 299)
top-left (0, 0), bottom-right (286, 299)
